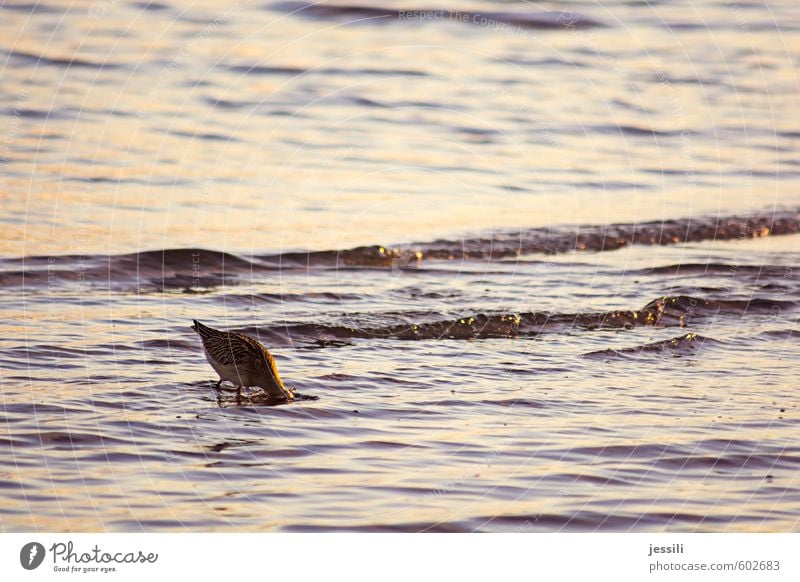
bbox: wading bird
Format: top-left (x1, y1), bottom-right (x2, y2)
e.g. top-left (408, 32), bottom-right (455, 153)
top-left (191, 320), bottom-right (294, 402)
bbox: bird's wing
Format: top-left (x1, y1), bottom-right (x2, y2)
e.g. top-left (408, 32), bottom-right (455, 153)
top-left (233, 333), bottom-right (284, 381)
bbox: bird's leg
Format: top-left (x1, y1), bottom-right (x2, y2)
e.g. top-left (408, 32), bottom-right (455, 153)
top-left (214, 380), bottom-right (240, 392)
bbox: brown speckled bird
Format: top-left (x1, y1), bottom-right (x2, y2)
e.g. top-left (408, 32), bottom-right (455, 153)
top-left (191, 320), bottom-right (294, 401)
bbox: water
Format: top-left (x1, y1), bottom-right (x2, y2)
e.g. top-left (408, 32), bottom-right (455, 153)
top-left (1, 0), bottom-right (799, 532)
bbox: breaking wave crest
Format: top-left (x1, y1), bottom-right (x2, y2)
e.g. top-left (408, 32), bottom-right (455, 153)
top-left (235, 295), bottom-right (794, 344)
top-left (4, 209), bottom-right (798, 289)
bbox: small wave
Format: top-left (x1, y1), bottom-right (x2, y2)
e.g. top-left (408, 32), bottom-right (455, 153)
top-left (646, 263), bottom-right (793, 277)
top-left (231, 295), bottom-right (792, 344)
top-left (569, 442), bottom-right (689, 459)
top-left (226, 63), bottom-right (426, 78)
top-left (2, 344), bottom-right (112, 361)
top-left (132, 1), bottom-right (171, 11)
top-left (0, 106), bottom-right (71, 120)
top-left (323, 67), bottom-right (427, 77)
top-left (591, 123), bottom-right (681, 137)
top-left (272, 2), bottom-right (601, 30)
top-left (280, 509), bottom-right (746, 532)
top-left (222, 291), bottom-right (365, 305)
top-left (170, 129), bottom-right (241, 142)
top-left (5, 209), bottom-right (799, 289)
top-left (583, 333), bottom-right (718, 360)
top-left (139, 339), bottom-right (196, 351)
top-left (392, 285), bottom-right (461, 300)
top-left (261, 245), bottom-right (423, 268)
top-left (475, 510), bottom-right (748, 532)
top-left (640, 295), bottom-right (794, 326)
top-left (204, 96), bottom-right (260, 110)
top-left (654, 453), bottom-right (800, 472)
top-left (0, 2), bottom-right (59, 12)
top-left (3, 49), bottom-right (122, 70)
top-left (257, 208), bottom-right (800, 267)
top-left (759, 329), bottom-right (800, 340)
top-left (0, 248), bottom-right (274, 290)
top-left (227, 64), bottom-right (307, 76)
top-left (130, 248), bottom-right (257, 271)
top-left (34, 431), bottom-right (128, 449)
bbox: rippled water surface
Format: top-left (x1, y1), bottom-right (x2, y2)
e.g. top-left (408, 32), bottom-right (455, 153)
top-left (1, 0), bottom-right (799, 532)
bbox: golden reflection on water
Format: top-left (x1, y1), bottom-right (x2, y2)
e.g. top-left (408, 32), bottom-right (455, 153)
top-left (1, 0), bottom-right (798, 257)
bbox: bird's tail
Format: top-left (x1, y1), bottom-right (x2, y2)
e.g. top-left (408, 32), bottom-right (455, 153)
top-left (191, 319), bottom-right (217, 338)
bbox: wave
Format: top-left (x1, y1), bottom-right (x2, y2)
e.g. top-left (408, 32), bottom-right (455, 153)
top-left (261, 208), bottom-right (799, 267)
top-left (646, 263), bottom-right (793, 277)
top-left (233, 295), bottom-right (794, 344)
top-left (0, 2), bottom-right (60, 13)
top-left (279, 508), bottom-right (763, 532)
top-left (3, 209), bottom-right (798, 289)
top-left (272, 2), bottom-right (602, 30)
top-left (133, 1), bottom-right (171, 11)
top-left (2, 49), bottom-right (122, 71)
top-left (759, 329), bottom-right (800, 340)
top-left (0, 248), bottom-right (272, 289)
top-left (226, 64), bottom-right (426, 78)
top-left (583, 333), bottom-right (719, 360)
